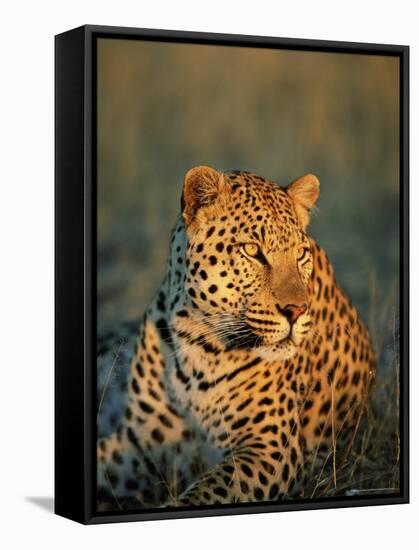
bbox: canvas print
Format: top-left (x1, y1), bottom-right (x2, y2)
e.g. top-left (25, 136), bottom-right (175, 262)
top-left (96, 39), bottom-right (400, 512)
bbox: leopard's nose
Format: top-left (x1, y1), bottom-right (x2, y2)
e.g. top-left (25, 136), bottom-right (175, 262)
top-left (278, 303), bottom-right (307, 324)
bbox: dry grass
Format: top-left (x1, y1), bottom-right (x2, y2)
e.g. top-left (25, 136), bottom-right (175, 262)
top-left (304, 368), bottom-right (400, 500)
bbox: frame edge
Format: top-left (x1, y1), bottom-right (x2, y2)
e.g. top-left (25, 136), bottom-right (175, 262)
top-left (55, 25), bottom-right (88, 525)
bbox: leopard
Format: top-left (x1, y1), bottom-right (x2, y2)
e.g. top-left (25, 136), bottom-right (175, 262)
top-left (97, 165), bottom-right (376, 510)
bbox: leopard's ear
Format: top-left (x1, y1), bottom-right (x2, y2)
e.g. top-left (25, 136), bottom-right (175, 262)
top-left (181, 165), bottom-right (226, 226)
top-left (286, 173), bottom-right (320, 229)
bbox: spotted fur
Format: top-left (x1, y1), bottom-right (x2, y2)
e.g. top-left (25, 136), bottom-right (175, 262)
top-left (97, 166), bottom-right (375, 509)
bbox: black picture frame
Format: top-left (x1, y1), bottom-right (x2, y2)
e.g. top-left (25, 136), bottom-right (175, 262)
top-left (55, 24), bottom-right (409, 525)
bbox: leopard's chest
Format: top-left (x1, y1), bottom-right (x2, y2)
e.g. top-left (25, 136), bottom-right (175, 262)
top-left (167, 346), bottom-right (299, 443)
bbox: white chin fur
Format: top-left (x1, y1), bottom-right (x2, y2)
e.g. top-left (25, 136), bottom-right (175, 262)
top-left (256, 339), bottom-right (298, 362)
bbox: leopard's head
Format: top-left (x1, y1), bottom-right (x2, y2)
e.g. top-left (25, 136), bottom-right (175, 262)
top-left (180, 165), bottom-right (320, 360)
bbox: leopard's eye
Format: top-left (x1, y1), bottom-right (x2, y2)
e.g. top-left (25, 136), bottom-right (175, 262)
top-left (241, 243), bottom-right (268, 266)
top-left (297, 247), bottom-right (308, 262)
top-left (297, 246), bottom-right (310, 262)
top-left (242, 243), bottom-right (260, 257)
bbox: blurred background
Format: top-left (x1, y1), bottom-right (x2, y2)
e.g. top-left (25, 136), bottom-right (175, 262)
top-left (97, 38), bottom-right (400, 378)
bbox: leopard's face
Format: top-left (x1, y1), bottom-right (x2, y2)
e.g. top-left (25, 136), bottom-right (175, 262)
top-left (181, 167), bottom-right (320, 360)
